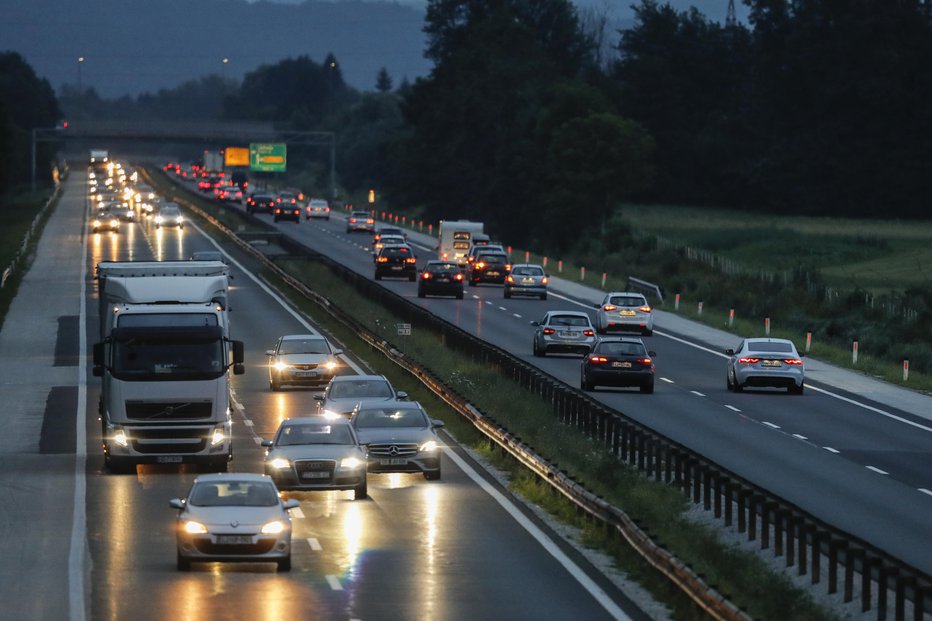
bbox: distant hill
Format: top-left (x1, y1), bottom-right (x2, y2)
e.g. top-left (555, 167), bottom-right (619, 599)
top-left (0, 0), bottom-right (433, 97)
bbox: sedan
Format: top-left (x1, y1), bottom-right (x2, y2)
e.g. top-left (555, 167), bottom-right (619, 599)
top-left (595, 292), bottom-right (654, 336)
top-left (417, 260), bottom-right (464, 299)
top-left (266, 333), bottom-right (343, 390)
top-left (155, 204), bottom-right (184, 229)
top-left (305, 198), bottom-right (331, 220)
top-left (372, 234), bottom-right (406, 256)
top-left (90, 209), bottom-right (121, 233)
top-left (246, 193), bottom-right (277, 214)
top-left (273, 204), bottom-right (301, 222)
top-left (504, 263), bottom-right (548, 300)
top-left (726, 337), bottom-right (805, 394)
top-left (315, 374), bottom-right (407, 418)
top-left (346, 211), bottom-right (375, 233)
top-left (262, 417), bottom-right (368, 499)
top-left (351, 402), bottom-right (444, 480)
top-left (169, 473), bottom-right (299, 571)
top-left (532, 311), bottom-right (596, 357)
top-left (580, 337), bottom-right (656, 393)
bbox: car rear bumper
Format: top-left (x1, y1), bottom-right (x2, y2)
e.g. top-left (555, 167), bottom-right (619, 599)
top-left (585, 367), bottom-right (654, 386)
top-left (505, 284), bottom-right (546, 295)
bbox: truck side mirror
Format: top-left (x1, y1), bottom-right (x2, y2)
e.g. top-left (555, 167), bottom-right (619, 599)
top-left (232, 340), bottom-right (245, 364)
top-left (93, 342), bottom-right (105, 367)
top-left (232, 363), bottom-right (245, 375)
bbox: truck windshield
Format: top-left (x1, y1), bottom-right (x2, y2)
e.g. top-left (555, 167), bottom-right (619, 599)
top-left (112, 338), bottom-right (224, 381)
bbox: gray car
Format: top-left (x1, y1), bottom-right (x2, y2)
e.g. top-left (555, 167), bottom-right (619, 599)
top-left (262, 417), bottom-right (368, 499)
top-left (351, 402), bottom-right (444, 480)
top-left (169, 473), bottom-right (299, 571)
top-left (314, 374), bottom-right (407, 418)
top-left (504, 263), bottom-right (549, 300)
top-left (532, 310), bottom-right (596, 357)
top-left (725, 337), bottom-right (805, 394)
top-left (595, 291), bottom-right (654, 336)
top-left (266, 333), bottom-right (343, 390)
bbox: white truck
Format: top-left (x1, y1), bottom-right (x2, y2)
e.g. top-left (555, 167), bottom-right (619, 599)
top-left (89, 149), bottom-right (109, 164)
top-left (92, 261), bottom-right (244, 473)
top-left (438, 220), bottom-right (484, 266)
top-left (203, 150), bottom-right (224, 173)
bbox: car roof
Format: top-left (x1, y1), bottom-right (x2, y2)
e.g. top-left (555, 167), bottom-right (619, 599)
top-left (193, 472), bottom-right (274, 484)
top-left (510, 263), bottom-right (543, 269)
top-left (746, 338), bottom-right (796, 345)
top-left (281, 333), bottom-right (323, 341)
top-left (547, 310), bottom-right (590, 318)
top-left (596, 336), bottom-right (645, 344)
top-left (605, 291), bottom-right (647, 297)
top-left (330, 374), bottom-right (389, 383)
top-left (280, 416), bottom-right (351, 426)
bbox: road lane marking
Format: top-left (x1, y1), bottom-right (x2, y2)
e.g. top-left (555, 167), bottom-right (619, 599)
top-left (472, 295), bottom-right (480, 299)
top-left (725, 405), bottom-right (741, 412)
top-left (442, 447), bottom-right (635, 620)
top-left (234, 402), bottom-right (245, 412)
top-left (823, 447), bottom-right (840, 454)
top-left (326, 575), bottom-right (343, 590)
top-left (498, 306), bottom-right (507, 311)
top-left (919, 488), bottom-right (932, 497)
top-left (792, 434), bottom-right (808, 440)
top-left (307, 538), bottom-right (322, 550)
top-left (243, 419), bottom-right (254, 427)
top-left (762, 422), bottom-right (781, 429)
top-left (513, 313), bottom-right (522, 318)
top-left (485, 301), bottom-right (493, 305)
top-left (690, 390), bottom-right (706, 397)
top-left (253, 437), bottom-right (263, 445)
top-left (866, 466), bottom-right (889, 475)
top-left (660, 377), bottom-right (674, 384)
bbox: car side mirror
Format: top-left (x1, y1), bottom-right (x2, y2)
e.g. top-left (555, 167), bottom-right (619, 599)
top-left (260, 439), bottom-right (273, 448)
top-left (396, 391), bottom-right (408, 400)
top-left (232, 340), bottom-right (245, 364)
top-left (93, 342), bottom-right (105, 366)
top-left (314, 395), bottom-right (324, 401)
top-left (265, 349), bottom-right (275, 357)
top-left (724, 348), bottom-right (735, 356)
top-left (232, 363), bottom-right (245, 375)
top-left (593, 303), bottom-right (601, 309)
top-left (282, 499), bottom-right (300, 510)
top-left (169, 498), bottom-right (185, 510)
top-left (799, 352), bottom-right (806, 358)
top-left (333, 349), bottom-right (343, 356)
top-left (431, 419), bottom-right (445, 429)
top-left (648, 351), bottom-right (657, 357)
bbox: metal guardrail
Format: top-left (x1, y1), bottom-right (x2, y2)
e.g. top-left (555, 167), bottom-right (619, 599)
top-left (1, 186), bottom-right (62, 289)
top-left (149, 168), bottom-right (931, 621)
top-left (627, 276), bottom-right (664, 304)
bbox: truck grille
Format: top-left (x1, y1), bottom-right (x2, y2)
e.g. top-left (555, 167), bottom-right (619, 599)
top-left (367, 443), bottom-right (419, 457)
top-left (129, 426), bottom-right (210, 454)
top-left (125, 401), bottom-right (213, 420)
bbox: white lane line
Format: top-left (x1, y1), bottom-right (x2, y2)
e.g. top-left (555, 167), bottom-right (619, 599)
top-left (513, 313), bottom-right (522, 319)
top-left (725, 405), bottom-right (741, 412)
top-left (792, 434), bottom-right (808, 440)
top-left (253, 437), bottom-right (263, 445)
top-left (823, 446), bottom-right (840, 454)
top-left (326, 575), bottom-right (343, 590)
top-left (234, 402), bottom-right (245, 412)
top-left (919, 488), bottom-right (932, 497)
top-left (188, 220), bottom-right (365, 374)
top-left (70, 189), bottom-right (89, 621)
top-left (290, 507), bottom-right (305, 519)
top-left (485, 301), bottom-right (493, 306)
top-left (442, 447), bottom-right (635, 620)
top-left (472, 295), bottom-right (480, 299)
top-left (690, 390), bottom-right (706, 397)
top-left (307, 538), bottom-right (322, 551)
top-left (660, 377), bottom-right (675, 384)
top-left (762, 421), bottom-right (781, 429)
top-left (866, 466), bottom-right (889, 475)
top-left (243, 419), bottom-right (254, 427)
top-left (498, 306), bottom-right (507, 311)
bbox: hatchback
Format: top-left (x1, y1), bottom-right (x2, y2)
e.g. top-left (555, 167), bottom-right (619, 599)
top-left (347, 211), bottom-right (375, 233)
top-left (305, 198), bottom-right (331, 220)
top-left (504, 263), bottom-right (548, 299)
top-left (374, 244), bottom-right (417, 281)
top-left (581, 337), bottom-right (656, 393)
top-left (595, 292), bottom-right (654, 336)
top-left (417, 260), bottom-right (464, 298)
top-left (532, 311), bottom-right (596, 356)
top-left (266, 333), bottom-right (343, 390)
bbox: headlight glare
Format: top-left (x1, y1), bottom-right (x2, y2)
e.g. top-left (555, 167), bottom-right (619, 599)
top-left (273, 361), bottom-right (288, 371)
top-left (183, 520), bottom-right (208, 534)
top-left (210, 428), bottom-right (224, 446)
top-left (113, 429), bottom-right (129, 447)
top-left (261, 521), bottom-right (285, 535)
top-left (321, 410), bottom-right (341, 420)
top-left (340, 457), bottom-right (363, 469)
top-left (269, 458), bottom-right (290, 470)
top-left (419, 440), bottom-right (439, 453)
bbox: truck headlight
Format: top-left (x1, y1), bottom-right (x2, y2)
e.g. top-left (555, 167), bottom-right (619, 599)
top-left (273, 361), bottom-right (288, 371)
top-left (113, 428), bottom-right (129, 447)
top-left (210, 427), bottom-right (225, 446)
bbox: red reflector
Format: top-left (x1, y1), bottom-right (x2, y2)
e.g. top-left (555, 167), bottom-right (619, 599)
top-left (738, 357), bottom-right (760, 364)
top-left (542, 328), bottom-right (556, 335)
top-left (603, 305), bottom-right (617, 311)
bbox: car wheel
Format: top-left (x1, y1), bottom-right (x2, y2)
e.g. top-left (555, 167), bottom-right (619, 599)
top-left (424, 469), bottom-right (441, 481)
top-left (409, 273), bottom-right (416, 282)
top-left (277, 555), bottom-right (292, 572)
top-left (726, 373), bottom-right (734, 391)
top-left (790, 382), bottom-right (804, 395)
top-left (733, 375), bottom-right (744, 393)
top-left (640, 380), bottom-right (655, 394)
top-left (581, 372), bottom-right (594, 391)
top-left (540, 292), bottom-right (548, 300)
top-left (644, 328), bottom-right (653, 337)
top-left (354, 480), bottom-right (368, 500)
top-left (456, 291), bottom-right (464, 299)
top-left (504, 290), bottom-right (512, 299)
top-left (177, 552), bottom-right (191, 571)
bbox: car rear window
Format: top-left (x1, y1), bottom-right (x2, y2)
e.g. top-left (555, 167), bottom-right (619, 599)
top-left (512, 266), bottom-right (543, 276)
top-left (747, 341), bottom-right (794, 353)
top-left (382, 247), bottom-right (411, 258)
top-left (597, 342), bottom-right (646, 356)
top-left (477, 254), bottom-right (508, 263)
top-left (352, 212), bottom-right (370, 218)
top-left (550, 315), bottom-right (590, 327)
top-left (609, 295), bottom-right (647, 307)
top-left (428, 263), bottom-right (459, 273)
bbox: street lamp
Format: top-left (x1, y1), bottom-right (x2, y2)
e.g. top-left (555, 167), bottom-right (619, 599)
top-left (77, 56), bottom-right (85, 90)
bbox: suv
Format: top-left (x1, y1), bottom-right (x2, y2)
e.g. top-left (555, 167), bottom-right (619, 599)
top-left (595, 291), bottom-right (654, 336)
top-left (465, 243), bottom-right (505, 268)
top-left (504, 263), bottom-right (548, 300)
top-left (468, 251), bottom-right (510, 286)
top-left (374, 244), bottom-right (417, 281)
top-left (347, 211), bottom-right (375, 233)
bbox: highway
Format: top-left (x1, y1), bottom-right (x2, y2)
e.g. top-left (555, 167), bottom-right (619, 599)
top-left (177, 175), bottom-right (932, 578)
top-left (0, 173), bottom-right (648, 620)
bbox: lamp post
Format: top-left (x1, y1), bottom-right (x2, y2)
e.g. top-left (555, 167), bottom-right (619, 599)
top-left (77, 56), bottom-right (85, 90)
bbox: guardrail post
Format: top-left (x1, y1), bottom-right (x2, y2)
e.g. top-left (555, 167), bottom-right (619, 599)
top-left (713, 474), bottom-right (722, 518)
top-left (761, 502), bottom-right (773, 549)
top-left (702, 470), bottom-right (712, 510)
top-left (811, 528), bottom-right (822, 584)
top-left (914, 581), bottom-right (927, 621)
top-left (845, 547), bottom-right (859, 603)
top-left (797, 519), bottom-right (808, 576)
top-left (611, 419), bottom-right (620, 456)
top-left (877, 566), bottom-right (891, 621)
top-left (664, 446), bottom-right (673, 484)
top-left (774, 509), bottom-right (785, 556)
top-left (828, 539), bottom-right (843, 594)
top-left (737, 488), bottom-right (749, 533)
top-left (863, 553), bottom-right (874, 612)
top-left (637, 433), bottom-right (646, 471)
top-left (747, 495), bottom-right (759, 541)
top-left (692, 464), bottom-right (703, 504)
top-left (786, 515), bottom-right (796, 567)
top-left (723, 481), bottom-right (733, 526)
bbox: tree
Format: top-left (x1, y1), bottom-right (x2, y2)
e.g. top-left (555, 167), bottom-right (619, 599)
top-left (375, 67), bottom-right (393, 93)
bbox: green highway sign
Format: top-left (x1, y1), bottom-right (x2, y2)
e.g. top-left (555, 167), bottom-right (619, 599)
top-left (249, 143), bottom-right (287, 172)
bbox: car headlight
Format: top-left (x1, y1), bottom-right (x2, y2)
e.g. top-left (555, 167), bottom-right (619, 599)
top-left (155, 216), bottom-right (162, 223)
top-left (273, 361), bottom-right (288, 371)
top-left (210, 427), bottom-right (225, 446)
top-left (182, 520), bottom-right (208, 534)
top-left (340, 457), bottom-right (363, 470)
top-left (176, 216), bottom-right (184, 223)
top-left (92, 220), bottom-right (101, 227)
top-left (109, 219), bottom-right (119, 227)
top-left (260, 520), bottom-right (285, 535)
top-left (323, 360), bottom-right (337, 371)
top-left (269, 458), bottom-right (291, 470)
top-left (321, 410), bottom-right (341, 420)
top-left (113, 428), bottom-right (129, 447)
top-left (419, 440), bottom-right (439, 453)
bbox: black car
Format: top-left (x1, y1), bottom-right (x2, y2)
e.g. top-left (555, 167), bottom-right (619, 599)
top-left (417, 260), bottom-right (464, 299)
top-left (247, 193), bottom-right (277, 214)
top-left (273, 204), bottom-right (301, 223)
top-left (468, 252), bottom-right (510, 286)
top-left (580, 337), bottom-right (656, 393)
top-left (374, 245), bottom-right (417, 281)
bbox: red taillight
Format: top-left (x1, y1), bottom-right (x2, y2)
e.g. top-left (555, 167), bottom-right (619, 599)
top-left (505, 264), bottom-right (511, 271)
top-left (366, 219), bottom-right (374, 224)
top-left (639, 305), bottom-right (652, 313)
top-left (405, 257), bottom-right (416, 264)
top-left (589, 355), bottom-right (608, 363)
top-left (349, 218), bottom-right (357, 223)
top-left (274, 208), bottom-right (282, 214)
top-left (541, 277), bottom-right (549, 284)
top-left (603, 304), bottom-right (617, 311)
top-left (376, 257), bottom-right (388, 263)
top-left (583, 329), bottom-right (594, 337)
top-left (783, 358), bottom-right (803, 365)
top-left (738, 357), bottom-right (760, 364)
top-left (637, 357), bottom-right (653, 365)
top-left (542, 328), bottom-right (556, 335)
top-left (421, 272), bottom-right (431, 279)
top-left (454, 273), bottom-right (463, 281)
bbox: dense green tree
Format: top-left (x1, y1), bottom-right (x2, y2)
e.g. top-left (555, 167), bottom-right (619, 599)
top-left (375, 67), bottom-right (393, 93)
top-left (335, 93), bottom-right (404, 193)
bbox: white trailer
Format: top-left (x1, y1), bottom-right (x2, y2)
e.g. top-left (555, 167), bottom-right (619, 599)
top-left (92, 261), bottom-right (243, 473)
top-left (438, 220), bottom-right (484, 266)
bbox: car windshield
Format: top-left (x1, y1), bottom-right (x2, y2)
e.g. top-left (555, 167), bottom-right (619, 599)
top-left (329, 379), bottom-right (393, 399)
top-left (277, 424), bottom-right (355, 446)
top-left (354, 408), bottom-right (428, 429)
top-left (512, 266), bottom-right (543, 276)
top-left (597, 342), bottom-right (646, 356)
top-left (549, 315), bottom-right (589, 327)
top-left (189, 481), bottom-right (279, 507)
top-left (477, 254), bottom-right (507, 263)
top-left (160, 208), bottom-right (180, 217)
top-left (747, 341), bottom-right (794, 353)
top-left (609, 296), bottom-right (647, 307)
top-left (279, 338), bottom-right (329, 355)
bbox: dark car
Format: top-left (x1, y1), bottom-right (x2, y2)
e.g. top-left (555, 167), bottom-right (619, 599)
top-left (246, 193), bottom-right (277, 214)
top-left (468, 252), bottom-right (511, 286)
top-left (374, 245), bottom-right (417, 281)
top-left (417, 260), bottom-right (464, 299)
top-left (350, 401), bottom-right (444, 480)
top-left (273, 204), bottom-right (301, 223)
top-left (580, 337), bottom-right (656, 393)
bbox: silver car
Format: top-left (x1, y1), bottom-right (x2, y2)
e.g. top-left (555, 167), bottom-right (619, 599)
top-left (595, 291), bottom-right (654, 336)
top-left (532, 311), bottom-right (596, 357)
top-left (155, 203), bottom-right (184, 229)
top-left (169, 473), bottom-right (299, 571)
top-left (262, 417), bottom-right (368, 499)
top-left (266, 333), bottom-right (343, 390)
top-left (725, 338), bottom-right (805, 394)
top-left (314, 374), bottom-right (407, 418)
top-left (351, 402), bottom-right (444, 480)
top-left (504, 263), bottom-right (549, 300)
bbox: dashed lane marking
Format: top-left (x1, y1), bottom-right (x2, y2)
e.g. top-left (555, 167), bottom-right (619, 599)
top-left (253, 437), bottom-right (263, 445)
top-left (725, 405), bottom-right (741, 412)
top-left (823, 446), bottom-right (840, 453)
top-left (762, 421), bottom-right (781, 429)
top-left (866, 466), bottom-right (889, 475)
top-left (326, 575), bottom-right (343, 590)
top-left (919, 488), bottom-right (932, 497)
top-left (660, 377), bottom-right (674, 384)
top-left (291, 507), bottom-right (305, 519)
top-left (513, 313), bottom-right (522, 318)
top-left (243, 419), bottom-right (254, 427)
top-left (690, 390), bottom-right (706, 397)
top-left (793, 434), bottom-right (808, 440)
top-left (498, 306), bottom-right (507, 311)
top-left (307, 538), bottom-right (322, 551)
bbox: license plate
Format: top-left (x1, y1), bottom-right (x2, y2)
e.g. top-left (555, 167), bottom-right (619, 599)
top-left (522, 278), bottom-right (533, 283)
top-left (216, 535), bottom-right (253, 545)
top-left (761, 360), bottom-right (782, 367)
top-left (156, 456), bottom-right (183, 464)
top-left (437, 277), bottom-right (449, 282)
top-left (295, 371), bottom-right (317, 377)
top-left (391, 266), bottom-right (402, 270)
top-left (558, 331), bottom-right (579, 338)
top-left (487, 271), bottom-right (499, 276)
top-left (619, 310), bottom-right (636, 316)
top-left (300, 471), bottom-right (330, 479)
top-left (612, 361), bottom-right (632, 368)
top-left (379, 458), bottom-right (408, 465)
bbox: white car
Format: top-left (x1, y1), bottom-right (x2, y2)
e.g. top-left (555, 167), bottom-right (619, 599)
top-left (531, 311), bottom-right (596, 357)
top-left (725, 338), bottom-right (805, 394)
top-left (155, 204), bottom-right (184, 229)
top-left (305, 198), bottom-right (331, 220)
top-left (595, 291), bottom-right (654, 336)
top-left (169, 473), bottom-right (299, 571)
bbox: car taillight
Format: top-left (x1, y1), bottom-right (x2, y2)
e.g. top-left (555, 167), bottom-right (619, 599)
top-left (442, 253), bottom-right (448, 259)
top-left (542, 328), bottom-right (555, 335)
top-left (583, 329), bottom-right (594, 337)
top-left (366, 219), bottom-right (374, 224)
top-left (421, 272), bottom-right (431, 279)
top-left (505, 264), bottom-right (511, 271)
top-left (274, 208), bottom-right (281, 214)
top-left (783, 358), bottom-right (803, 365)
top-left (637, 357), bottom-right (653, 365)
top-left (639, 305), bottom-right (652, 312)
top-left (349, 218), bottom-right (357, 223)
top-left (589, 355), bottom-right (608, 363)
top-left (454, 273), bottom-right (463, 281)
top-left (476, 262), bottom-right (485, 269)
top-left (506, 275), bottom-right (514, 283)
top-left (738, 357), bottom-right (760, 364)
top-left (376, 257), bottom-right (388, 263)
top-left (603, 304), bottom-right (617, 311)
top-left (405, 257), bottom-right (417, 264)
top-left (541, 277), bottom-right (548, 284)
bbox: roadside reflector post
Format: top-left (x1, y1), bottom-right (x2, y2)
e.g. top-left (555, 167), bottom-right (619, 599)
top-left (903, 360), bottom-right (909, 382)
top-left (580, 266), bottom-right (586, 281)
top-left (601, 272), bottom-right (607, 288)
top-left (419, 220), bottom-right (423, 231)
top-left (558, 260), bottom-right (563, 273)
top-left (507, 246), bottom-right (512, 255)
top-left (729, 308), bottom-right (735, 327)
top-left (675, 293), bottom-right (680, 310)
top-left (542, 257), bottom-right (548, 267)
top-left (852, 340), bottom-right (859, 364)
top-left (698, 301), bottom-right (703, 316)
top-left (401, 216), bottom-right (406, 225)
top-left (428, 223), bottom-right (432, 236)
top-left (525, 250), bottom-right (530, 262)
top-left (806, 332), bottom-right (812, 353)
top-left (765, 317), bottom-right (771, 336)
